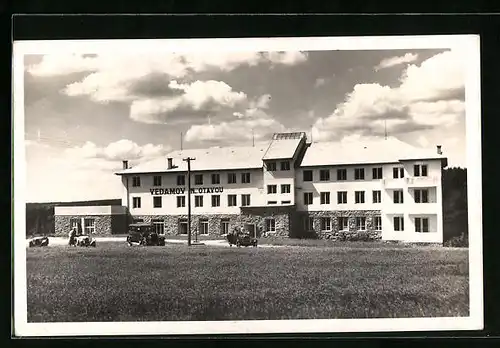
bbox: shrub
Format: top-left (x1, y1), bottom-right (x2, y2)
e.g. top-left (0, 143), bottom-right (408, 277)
top-left (444, 232), bottom-right (468, 248)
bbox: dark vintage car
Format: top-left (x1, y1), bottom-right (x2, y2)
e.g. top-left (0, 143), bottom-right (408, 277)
top-left (126, 223), bottom-right (166, 246)
top-left (227, 231), bottom-right (258, 248)
top-left (28, 236), bottom-right (49, 247)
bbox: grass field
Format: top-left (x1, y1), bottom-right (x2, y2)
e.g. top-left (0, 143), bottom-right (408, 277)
top-left (26, 242), bottom-right (469, 322)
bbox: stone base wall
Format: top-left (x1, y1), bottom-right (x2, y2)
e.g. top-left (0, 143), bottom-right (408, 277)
top-left (293, 210), bottom-right (382, 241)
top-left (131, 211), bottom-right (290, 237)
top-left (54, 215), bottom-right (113, 236)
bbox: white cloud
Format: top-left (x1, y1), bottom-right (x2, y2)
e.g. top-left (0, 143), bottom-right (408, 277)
top-left (128, 80), bottom-right (248, 124)
top-left (375, 53), bottom-right (419, 71)
top-left (315, 78), bottom-right (327, 88)
top-left (27, 51), bottom-right (308, 78)
top-left (313, 49), bottom-right (465, 142)
top-left (184, 117), bottom-right (286, 143)
top-left (262, 51), bottom-right (308, 65)
top-left (65, 139), bottom-right (170, 162)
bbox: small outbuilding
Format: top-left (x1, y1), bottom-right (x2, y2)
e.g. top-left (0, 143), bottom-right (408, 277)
top-left (54, 205), bottom-right (128, 236)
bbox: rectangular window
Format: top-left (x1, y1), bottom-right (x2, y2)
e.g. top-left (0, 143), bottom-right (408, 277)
top-left (199, 219), bottom-right (209, 235)
top-left (414, 164), bottom-right (428, 177)
top-left (337, 169), bottom-right (347, 180)
top-left (304, 217), bottom-right (314, 231)
top-left (178, 219), bottom-right (188, 235)
top-left (281, 184), bottom-right (291, 193)
top-left (356, 217), bottom-right (366, 231)
top-left (176, 195), bottom-right (185, 208)
top-left (394, 216), bottom-right (405, 231)
top-left (221, 219), bottom-right (230, 235)
top-left (211, 173), bottom-right (220, 185)
top-left (228, 194), bottom-right (237, 207)
top-left (280, 161), bottom-right (290, 171)
top-left (320, 217), bottom-right (331, 231)
top-left (393, 190), bottom-right (404, 204)
top-left (374, 216), bottom-right (382, 231)
top-left (70, 218), bottom-right (81, 234)
top-left (337, 191), bottom-right (347, 204)
top-left (84, 218), bottom-right (95, 235)
top-left (320, 192), bottom-right (330, 205)
top-left (241, 194), bottom-right (251, 206)
top-left (266, 218), bottom-right (276, 232)
top-left (241, 173), bottom-right (251, 184)
top-left (132, 176), bottom-right (141, 187)
top-left (393, 167), bottom-right (405, 179)
top-left (227, 173), bottom-right (236, 184)
top-left (211, 195), bottom-right (220, 207)
top-left (355, 191), bottom-right (365, 204)
top-left (338, 217), bottom-right (349, 231)
top-left (415, 217), bottom-right (430, 232)
top-left (303, 170), bottom-right (313, 182)
top-left (372, 167), bottom-right (383, 180)
top-left (267, 185), bottom-right (277, 194)
top-left (372, 190), bottom-right (382, 203)
top-left (267, 162), bottom-right (277, 171)
top-left (152, 219), bottom-right (164, 235)
top-left (320, 169), bottom-right (330, 181)
top-left (354, 168), bottom-right (365, 180)
top-left (132, 197), bottom-right (141, 208)
top-left (153, 175), bottom-right (162, 186)
top-left (281, 200), bottom-right (291, 204)
top-left (195, 174), bottom-right (203, 185)
top-left (177, 175), bottom-right (185, 186)
top-left (153, 196), bottom-right (162, 208)
top-left (414, 189), bottom-right (429, 203)
top-left (303, 192), bottom-right (313, 205)
top-left (267, 201), bottom-right (277, 205)
top-left (194, 195), bottom-right (203, 207)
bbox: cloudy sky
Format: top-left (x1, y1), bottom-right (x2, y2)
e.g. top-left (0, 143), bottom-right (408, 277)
top-left (22, 47), bottom-right (466, 203)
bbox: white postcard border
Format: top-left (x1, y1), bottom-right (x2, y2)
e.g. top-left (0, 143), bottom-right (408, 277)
top-left (13, 34), bottom-right (483, 337)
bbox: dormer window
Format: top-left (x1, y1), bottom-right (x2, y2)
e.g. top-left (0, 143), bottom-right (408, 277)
top-left (267, 162), bottom-right (277, 171)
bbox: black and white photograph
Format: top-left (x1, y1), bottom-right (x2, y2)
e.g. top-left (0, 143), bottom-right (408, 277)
top-left (13, 35), bottom-right (483, 336)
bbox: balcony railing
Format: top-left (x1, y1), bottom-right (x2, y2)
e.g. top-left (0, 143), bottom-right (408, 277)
top-left (405, 176), bottom-right (439, 187)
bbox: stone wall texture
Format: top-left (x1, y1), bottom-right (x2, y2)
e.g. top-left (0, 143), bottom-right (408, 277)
top-left (54, 208), bottom-right (382, 240)
top-left (54, 215), bottom-right (128, 236)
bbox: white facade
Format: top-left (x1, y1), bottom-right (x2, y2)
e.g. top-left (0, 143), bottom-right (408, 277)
top-left (116, 132), bottom-right (447, 243)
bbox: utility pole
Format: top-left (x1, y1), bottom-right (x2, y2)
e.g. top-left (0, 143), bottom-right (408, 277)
top-left (180, 132), bottom-right (183, 150)
top-left (183, 157), bottom-right (196, 246)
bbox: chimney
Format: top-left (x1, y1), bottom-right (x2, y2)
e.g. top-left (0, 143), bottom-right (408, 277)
top-left (167, 157), bottom-right (173, 169)
top-left (437, 145), bottom-right (442, 155)
top-left (122, 160), bottom-right (128, 169)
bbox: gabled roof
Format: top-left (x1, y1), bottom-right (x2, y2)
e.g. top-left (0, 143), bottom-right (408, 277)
top-left (299, 138), bottom-right (446, 167)
top-left (115, 144), bottom-right (269, 175)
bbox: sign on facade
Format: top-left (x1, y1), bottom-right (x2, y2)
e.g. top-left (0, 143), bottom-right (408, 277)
top-left (149, 187), bottom-right (224, 195)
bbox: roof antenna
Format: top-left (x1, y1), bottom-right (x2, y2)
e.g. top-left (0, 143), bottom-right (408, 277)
top-left (310, 125), bottom-right (314, 143)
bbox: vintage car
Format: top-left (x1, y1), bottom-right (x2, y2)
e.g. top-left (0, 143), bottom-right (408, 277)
top-left (75, 235), bottom-right (97, 247)
top-left (227, 230), bottom-right (258, 248)
top-left (126, 223), bottom-right (166, 246)
top-left (28, 236), bottom-right (49, 247)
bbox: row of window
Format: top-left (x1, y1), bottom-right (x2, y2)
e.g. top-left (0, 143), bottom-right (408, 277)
top-left (302, 164), bottom-right (428, 182)
top-left (144, 216), bottom-right (430, 234)
top-left (266, 161), bottom-right (291, 171)
top-left (132, 194), bottom-right (252, 209)
top-left (131, 164), bottom-right (430, 188)
top-left (131, 187), bottom-right (431, 209)
top-left (132, 172), bottom-right (252, 188)
top-left (69, 218), bottom-right (95, 234)
top-left (302, 189), bottom-right (430, 205)
top-left (267, 184), bottom-right (291, 194)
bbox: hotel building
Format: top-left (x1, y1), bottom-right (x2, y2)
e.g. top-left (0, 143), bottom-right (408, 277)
top-left (111, 132), bottom-right (447, 243)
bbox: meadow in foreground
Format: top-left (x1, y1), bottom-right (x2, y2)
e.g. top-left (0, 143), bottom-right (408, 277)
top-left (26, 242), bottom-right (469, 322)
